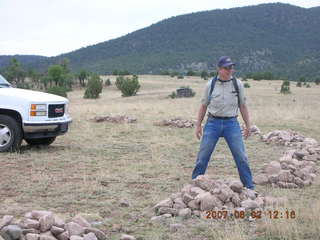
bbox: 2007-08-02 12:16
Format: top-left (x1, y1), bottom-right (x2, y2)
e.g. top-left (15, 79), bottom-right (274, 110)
top-left (205, 209), bottom-right (296, 219)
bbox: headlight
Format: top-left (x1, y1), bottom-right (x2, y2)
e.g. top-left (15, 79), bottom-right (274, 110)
top-left (30, 104), bottom-right (47, 116)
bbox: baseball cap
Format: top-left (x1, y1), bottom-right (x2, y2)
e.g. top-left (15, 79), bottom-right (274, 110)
top-left (217, 56), bottom-right (235, 68)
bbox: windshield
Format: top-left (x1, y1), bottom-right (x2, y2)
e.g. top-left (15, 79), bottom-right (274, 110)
top-left (0, 74), bottom-right (11, 88)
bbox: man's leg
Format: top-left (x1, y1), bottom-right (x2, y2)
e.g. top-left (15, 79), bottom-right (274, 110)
top-left (223, 119), bottom-right (254, 189)
top-left (192, 119), bottom-right (221, 179)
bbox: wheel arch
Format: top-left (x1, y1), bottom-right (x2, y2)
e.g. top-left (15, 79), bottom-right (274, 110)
top-left (0, 109), bottom-right (23, 128)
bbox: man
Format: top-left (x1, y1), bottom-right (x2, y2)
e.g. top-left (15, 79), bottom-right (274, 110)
top-left (192, 56), bottom-right (254, 189)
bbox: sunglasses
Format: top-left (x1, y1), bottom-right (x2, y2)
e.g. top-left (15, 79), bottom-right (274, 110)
top-left (223, 66), bottom-right (234, 70)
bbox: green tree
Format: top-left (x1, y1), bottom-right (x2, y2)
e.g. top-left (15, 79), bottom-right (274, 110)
top-left (78, 69), bottom-right (88, 87)
top-left (117, 75), bottom-right (140, 97)
top-left (4, 58), bottom-right (26, 84)
top-left (314, 78), bottom-right (320, 85)
top-left (48, 65), bottom-right (65, 87)
top-left (280, 80), bottom-right (291, 94)
top-left (201, 70), bottom-right (209, 79)
top-left (84, 74), bottom-right (103, 99)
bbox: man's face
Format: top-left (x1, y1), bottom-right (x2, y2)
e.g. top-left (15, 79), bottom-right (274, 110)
top-left (218, 65), bottom-right (235, 79)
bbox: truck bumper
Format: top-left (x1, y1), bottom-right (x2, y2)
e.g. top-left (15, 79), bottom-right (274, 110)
top-left (23, 119), bottom-right (72, 139)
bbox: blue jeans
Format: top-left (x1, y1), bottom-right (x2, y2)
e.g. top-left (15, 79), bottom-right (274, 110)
top-left (192, 117), bottom-right (254, 189)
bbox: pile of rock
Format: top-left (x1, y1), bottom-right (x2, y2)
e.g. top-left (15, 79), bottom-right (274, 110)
top-left (255, 148), bottom-right (320, 188)
top-left (93, 115), bottom-right (137, 124)
top-left (151, 175), bottom-right (281, 221)
top-left (0, 211), bottom-right (106, 240)
top-left (154, 118), bottom-right (195, 128)
top-left (261, 130), bottom-right (318, 148)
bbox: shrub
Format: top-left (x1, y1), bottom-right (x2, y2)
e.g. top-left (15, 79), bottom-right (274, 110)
top-left (84, 74), bottom-right (103, 99)
top-left (244, 82), bottom-right (250, 88)
top-left (115, 76), bottom-right (125, 90)
top-left (177, 74), bottom-right (184, 79)
top-left (105, 79), bottom-right (111, 86)
top-left (280, 80), bottom-right (291, 94)
top-left (296, 81), bottom-right (302, 87)
top-left (47, 86), bottom-right (68, 98)
top-left (315, 78), bottom-right (320, 85)
top-left (200, 71), bottom-right (209, 79)
top-left (306, 83), bottom-right (311, 88)
top-left (168, 91), bottom-right (177, 99)
top-left (117, 75), bottom-right (140, 97)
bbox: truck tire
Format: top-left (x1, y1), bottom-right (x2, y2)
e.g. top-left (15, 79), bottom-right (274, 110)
top-left (0, 114), bottom-right (23, 152)
top-left (25, 137), bottom-right (56, 146)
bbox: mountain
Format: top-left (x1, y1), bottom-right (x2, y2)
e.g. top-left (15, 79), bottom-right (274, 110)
top-left (1, 3), bottom-right (320, 79)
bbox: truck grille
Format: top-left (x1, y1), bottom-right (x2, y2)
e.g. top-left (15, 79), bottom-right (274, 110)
top-left (48, 104), bottom-right (65, 118)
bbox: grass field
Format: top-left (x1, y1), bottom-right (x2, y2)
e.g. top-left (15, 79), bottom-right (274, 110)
top-left (1, 75), bottom-right (320, 240)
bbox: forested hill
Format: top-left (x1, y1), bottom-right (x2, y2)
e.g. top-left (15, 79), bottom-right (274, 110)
top-left (1, 3), bottom-right (320, 79)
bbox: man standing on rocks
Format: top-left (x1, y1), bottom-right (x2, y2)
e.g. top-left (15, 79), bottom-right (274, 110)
top-left (192, 56), bottom-right (254, 189)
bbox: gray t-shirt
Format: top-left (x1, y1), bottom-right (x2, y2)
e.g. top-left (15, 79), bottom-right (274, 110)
top-left (201, 77), bottom-right (246, 117)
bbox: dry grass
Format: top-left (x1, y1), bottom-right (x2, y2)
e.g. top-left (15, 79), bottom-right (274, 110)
top-left (0, 75), bottom-right (320, 240)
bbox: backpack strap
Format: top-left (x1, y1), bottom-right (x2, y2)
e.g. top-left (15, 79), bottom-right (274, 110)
top-left (231, 77), bottom-right (240, 107)
top-left (208, 76), bottom-right (218, 103)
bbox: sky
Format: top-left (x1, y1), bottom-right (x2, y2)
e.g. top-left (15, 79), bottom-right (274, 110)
top-left (1, 0), bottom-right (319, 57)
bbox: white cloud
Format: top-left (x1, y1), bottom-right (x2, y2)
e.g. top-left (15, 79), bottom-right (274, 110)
top-left (0, 0), bottom-right (319, 56)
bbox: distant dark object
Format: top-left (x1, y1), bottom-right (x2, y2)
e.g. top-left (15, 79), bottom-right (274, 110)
top-left (176, 87), bottom-right (195, 98)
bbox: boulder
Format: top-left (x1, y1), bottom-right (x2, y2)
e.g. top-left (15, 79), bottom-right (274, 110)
top-left (39, 214), bottom-right (55, 233)
top-left (0, 216), bottom-right (14, 230)
top-left (178, 208), bottom-right (192, 219)
top-left (71, 216), bottom-right (91, 228)
top-left (229, 181), bottom-right (243, 193)
top-left (193, 175), bottom-right (215, 191)
top-left (65, 223), bottom-right (84, 237)
top-left (265, 161), bottom-right (281, 175)
top-left (254, 174), bottom-right (269, 185)
top-left (154, 199), bottom-right (173, 211)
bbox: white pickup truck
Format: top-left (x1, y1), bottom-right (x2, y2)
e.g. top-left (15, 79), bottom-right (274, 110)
top-left (0, 74), bottom-right (72, 152)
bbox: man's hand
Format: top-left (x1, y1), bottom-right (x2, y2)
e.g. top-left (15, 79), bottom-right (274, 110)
top-left (243, 127), bottom-right (251, 139)
top-left (195, 125), bottom-right (203, 140)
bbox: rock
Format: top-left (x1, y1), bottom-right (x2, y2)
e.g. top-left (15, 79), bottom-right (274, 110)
top-left (169, 224), bottom-right (185, 233)
top-left (294, 150), bottom-right (309, 160)
top-left (52, 217), bottom-right (64, 229)
top-left (65, 223), bottom-right (84, 237)
top-left (278, 170), bottom-right (294, 183)
top-left (25, 234), bottom-right (39, 240)
top-left (265, 161), bottom-right (281, 175)
top-left (254, 174), bottom-right (269, 185)
top-left (294, 177), bottom-right (304, 188)
top-left (119, 199), bottom-right (130, 208)
top-left (157, 207), bottom-right (178, 216)
top-left (84, 228), bottom-right (106, 240)
top-left (182, 193), bottom-right (194, 204)
top-left (229, 181), bottom-right (243, 193)
top-left (39, 236), bottom-right (57, 240)
top-left (20, 219), bottom-right (40, 230)
top-left (69, 236), bottom-right (83, 240)
top-left (31, 212), bottom-right (52, 221)
top-left (120, 234), bottom-right (136, 240)
top-left (111, 224), bottom-right (122, 232)
top-left (189, 187), bottom-right (206, 197)
top-left (154, 199), bottom-right (173, 211)
top-left (150, 216), bottom-right (168, 223)
top-left (277, 182), bottom-right (297, 188)
top-left (0, 216), bottom-right (14, 230)
top-left (303, 138), bottom-right (318, 147)
top-left (56, 232), bottom-right (68, 240)
top-left (22, 230), bottom-right (39, 235)
top-left (39, 214), bottom-right (55, 233)
top-left (71, 215), bottom-right (91, 228)
top-left (241, 199), bottom-right (259, 210)
top-left (178, 208), bottom-right (192, 219)
top-left (198, 192), bottom-right (222, 211)
top-left (217, 186), bottom-right (233, 203)
top-left (193, 175), bottom-right (215, 191)
top-left (187, 200), bottom-right (200, 210)
top-left (173, 198), bottom-right (187, 209)
top-left (169, 192), bottom-right (182, 200)
top-left (50, 227), bottom-right (64, 236)
top-left (231, 194), bottom-right (241, 207)
top-left (268, 174), bottom-right (279, 184)
top-left (192, 210), bottom-right (201, 217)
top-left (1, 225), bottom-right (22, 240)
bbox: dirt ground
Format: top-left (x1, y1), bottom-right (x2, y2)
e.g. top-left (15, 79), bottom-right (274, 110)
top-left (1, 75), bottom-right (320, 240)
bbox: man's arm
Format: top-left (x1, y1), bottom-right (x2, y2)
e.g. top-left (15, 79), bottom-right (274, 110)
top-left (239, 103), bottom-right (251, 139)
top-left (195, 104), bottom-right (208, 140)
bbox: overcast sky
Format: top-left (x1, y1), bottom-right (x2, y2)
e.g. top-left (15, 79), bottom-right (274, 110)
top-left (1, 0), bottom-right (319, 57)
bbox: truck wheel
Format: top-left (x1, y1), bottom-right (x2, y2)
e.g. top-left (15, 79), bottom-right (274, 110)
top-left (25, 137), bottom-right (56, 146)
top-left (0, 115), bottom-right (23, 152)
